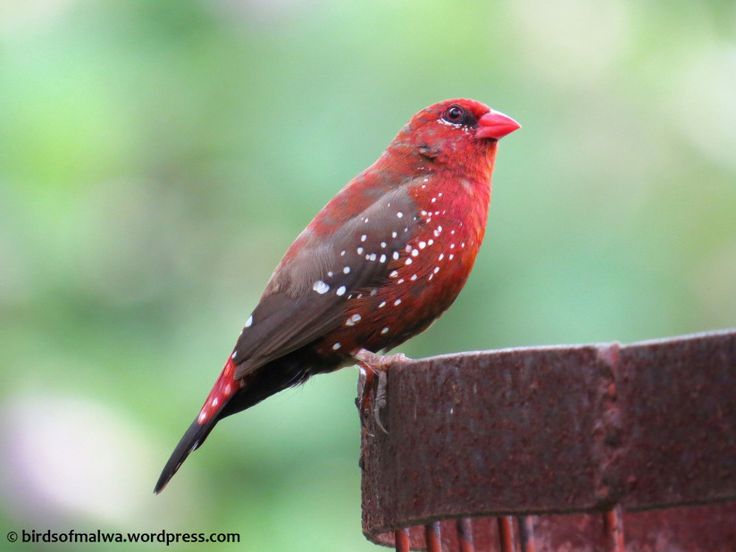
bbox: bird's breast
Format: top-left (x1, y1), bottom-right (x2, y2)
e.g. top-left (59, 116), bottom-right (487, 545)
top-left (312, 172), bottom-right (491, 358)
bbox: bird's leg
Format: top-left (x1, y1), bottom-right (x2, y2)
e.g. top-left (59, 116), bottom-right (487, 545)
top-left (354, 349), bottom-right (409, 434)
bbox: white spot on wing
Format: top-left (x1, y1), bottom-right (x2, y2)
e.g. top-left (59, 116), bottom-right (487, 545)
top-left (313, 280), bottom-right (329, 294)
top-left (336, 286), bottom-right (346, 296)
top-left (345, 314), bottom-right (362, 326)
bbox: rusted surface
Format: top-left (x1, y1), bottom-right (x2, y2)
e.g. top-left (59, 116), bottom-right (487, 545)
top-left (603, 507), bottom-right (624, 552)
top-left (395, 528), bottom-right (411, 552)
top-left (360, 330), bottom-right (736, 550)
top-left (457, 518), bottom-right (475, 552)
top-left (497, 517), bottom-right (516, 552)
top-left (518, 516), bottom-right (536, 552)
top-left (425, 521), bottom-right (442, 552)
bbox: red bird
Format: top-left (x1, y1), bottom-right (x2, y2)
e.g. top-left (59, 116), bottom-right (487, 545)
top-left (154, 98), bottom-right (520, 493)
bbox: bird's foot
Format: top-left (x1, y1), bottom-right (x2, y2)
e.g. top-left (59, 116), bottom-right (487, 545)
top-left (355, 349), bottom-right (410, 434)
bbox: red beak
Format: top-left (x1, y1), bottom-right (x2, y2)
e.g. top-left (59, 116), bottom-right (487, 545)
top-left (476, 110), bottom-right (521, 140)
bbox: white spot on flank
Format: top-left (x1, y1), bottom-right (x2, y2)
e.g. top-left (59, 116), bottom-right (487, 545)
top-left (327, 271), bottom-right (333, 277)
top-left (379, 254), bottom-right (387, 263)
top-left (394, 299), bottom-right (402, 306)
top-left (332, 342), bottom-right (341, 350)
top-left (245, 315), bottom-right (253, 327)
top-left (381, 327), bottom-right (389, 335)
top-left (434, 266), bottom-right (440, 274)
top-left (429, 273), bottom-right (434, 281)
top-left (380, 242), bottom-right (387, 248)
top-left (405, 244), bottom-right (412, 253)
top-left (357, 247), bottom-right (364, 254)
top-left (313, 280), bottom-right (329, 294)
top-left (364, 217), bottom-right (369, 223)
top-left (428, 239), bottom-right (434, 245)
top-left (392, 231), bottom-right (398, 238)
top-left (411, 249), bottom-right (419, 257)
top-left (438, 254), bottom-right (445, 261)
top-left (405, 258), bottom-right (413, 265)
top-left (392, 252), bottom-right (400, 260)
top-left (438, 192), bottom-right (443, 197)
top-left (397, 278), bottom-right (404, 284)
top-left (346, 314), bottom-right (362, 326)
top-left (419, 241), bottom-right (426, 249)
top-left (389, 270), bottom-right (399, 278)
top-left (451, 230), bottom-right (456, 235)
top-left (340, 250), bottom-right (346, 256)
top-left (361, 234), bottom-right (367, 242)
top-left (336, 286), bottom-right (346, 296)
top-left (343, 266), bottom-right (351, 274)
top-left (431, 197), bottom-right (437, 203)
top-left (450, 243), bottom-right (455, 249)
top-left (379, 301), bottom-right (387, 308)
top-left (396, 211), bottom-right (404, 218)
top-left (449, 254), bottom-right (455, 260)
top-left (410, 274), bottom-right (417, 281)
top-left (370, 289), bottom-right (378, 296)
top-left (369, 253), bottom-right (377, 261)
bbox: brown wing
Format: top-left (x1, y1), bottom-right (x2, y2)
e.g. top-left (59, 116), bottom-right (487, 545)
top-left (231, 184), bottom-right (420, 379)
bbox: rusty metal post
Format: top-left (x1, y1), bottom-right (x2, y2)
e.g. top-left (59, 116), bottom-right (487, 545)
top-left (360, 330), bottom-right (736, 551)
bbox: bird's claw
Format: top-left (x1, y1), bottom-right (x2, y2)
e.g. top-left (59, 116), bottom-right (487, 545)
top-left (373, 369), bottom-right (388, 434)
top-left (355, 349), bottom-right (410, 435)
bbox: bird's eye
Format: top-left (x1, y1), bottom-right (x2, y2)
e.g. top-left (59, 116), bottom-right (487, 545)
top-left (443, 106), bottom-right (465, 124)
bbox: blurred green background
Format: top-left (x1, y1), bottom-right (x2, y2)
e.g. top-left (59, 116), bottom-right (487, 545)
top-left (1, 1), bottom-right (735, 550)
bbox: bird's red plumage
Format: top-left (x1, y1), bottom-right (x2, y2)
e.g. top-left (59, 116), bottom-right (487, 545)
top-left (155, 98), bottom-right (519, 493)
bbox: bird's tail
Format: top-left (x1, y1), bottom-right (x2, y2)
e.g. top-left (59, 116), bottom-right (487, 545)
top-left (154, 356), bottom-right (240, 494)
top-left (153, 415), bottom-right (216, 494)
top-left (154, 352), bottom-right (313, 494)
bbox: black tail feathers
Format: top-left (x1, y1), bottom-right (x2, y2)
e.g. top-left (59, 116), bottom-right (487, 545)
top-left (154, 350), bottom-right (318, 494)
top-left (153, 416), bottom-right (216, 494)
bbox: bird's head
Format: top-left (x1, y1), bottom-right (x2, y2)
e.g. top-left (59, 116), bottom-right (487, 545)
top-left (390, 98), bottom-right (520, 173)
